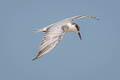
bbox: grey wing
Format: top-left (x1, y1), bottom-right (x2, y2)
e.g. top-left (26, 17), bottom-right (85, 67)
top-left (32, 26), bottom-right (64, 61)
top-left (65, 15), bottom-right (99, 21)
top-left (35, 15), bottom-right (99, 31)
top-left (58, 15), bottom-right (99, 25)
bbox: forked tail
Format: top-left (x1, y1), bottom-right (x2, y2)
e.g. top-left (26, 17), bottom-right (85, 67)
top-left (32, 29), bottom-right (46, 33)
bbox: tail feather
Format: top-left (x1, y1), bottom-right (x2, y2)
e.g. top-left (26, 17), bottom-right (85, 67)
top-left (32, 29), bottom-right (45, 33)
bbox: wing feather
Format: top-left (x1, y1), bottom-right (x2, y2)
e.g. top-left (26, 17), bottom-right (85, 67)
top-left (32, 26), bottom-right (64, 61)
top-left (55, 15), bottom-right (98, 26)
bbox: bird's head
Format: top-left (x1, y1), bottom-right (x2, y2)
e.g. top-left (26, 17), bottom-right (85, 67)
top-left (72, 23), bottom-right (82, 40)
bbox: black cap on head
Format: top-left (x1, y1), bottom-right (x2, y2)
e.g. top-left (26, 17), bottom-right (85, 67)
top-left (73, 23), bottom-right (82, 40)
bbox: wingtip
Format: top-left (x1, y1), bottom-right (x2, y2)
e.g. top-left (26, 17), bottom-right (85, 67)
top-left (90, 16), bottom-right (100, 21)
top-left (72, 15), bottom-right (100, 21)
top-left (96, 18), bottom-right (100, 20)
top-left (32, 57), bottom-right (38, 61)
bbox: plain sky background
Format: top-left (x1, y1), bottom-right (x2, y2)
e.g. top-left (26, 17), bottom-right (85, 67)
top-left (0, 0), bottom-right (120, 80)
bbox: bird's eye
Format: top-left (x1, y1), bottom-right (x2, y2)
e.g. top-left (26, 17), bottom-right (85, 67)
top-left (75, 24), bottom-right (79, 31)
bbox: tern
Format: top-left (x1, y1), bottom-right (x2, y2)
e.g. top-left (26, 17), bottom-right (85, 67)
top-left (32, 15), bottom-right (98, 61)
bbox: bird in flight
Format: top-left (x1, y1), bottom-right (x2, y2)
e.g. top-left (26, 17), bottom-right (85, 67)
top-left (32, 15), bottom-right (98, 61)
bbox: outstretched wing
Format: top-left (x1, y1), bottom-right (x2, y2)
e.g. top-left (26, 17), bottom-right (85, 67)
top-left (32, 26), bottom-right (64, 61)
top-left (56, 15), bottom-right (99, 26)
top-left (65, 15), bottom-right (99, 21)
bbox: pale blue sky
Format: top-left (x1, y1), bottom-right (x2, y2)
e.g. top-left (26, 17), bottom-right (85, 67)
top-left (0, 0), bottom-right (120, 80)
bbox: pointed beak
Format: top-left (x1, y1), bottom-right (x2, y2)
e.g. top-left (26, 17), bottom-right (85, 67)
top-left (78, 31), bottom-right (82, 40)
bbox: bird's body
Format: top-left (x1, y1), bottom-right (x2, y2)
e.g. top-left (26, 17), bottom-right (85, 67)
top-left (32, 15), bottom-right (98, 61)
